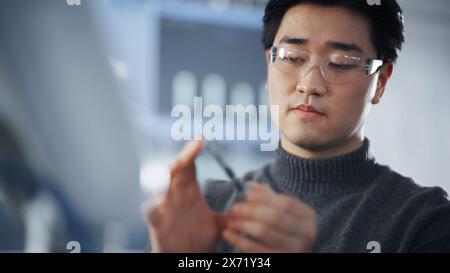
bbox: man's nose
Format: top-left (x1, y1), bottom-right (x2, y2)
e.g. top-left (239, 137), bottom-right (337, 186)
top-left (296, 66), bottom-right (327, 96)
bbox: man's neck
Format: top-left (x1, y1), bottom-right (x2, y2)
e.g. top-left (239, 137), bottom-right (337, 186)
top-left (280, 135), bottom-right (365, 159)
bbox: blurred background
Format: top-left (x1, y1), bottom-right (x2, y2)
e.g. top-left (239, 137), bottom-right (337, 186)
top-left (0, 0), bottom-right (449, 252)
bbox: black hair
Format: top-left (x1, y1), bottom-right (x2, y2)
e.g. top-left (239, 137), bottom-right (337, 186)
top-left (262, 0), bottom-right (405, 63)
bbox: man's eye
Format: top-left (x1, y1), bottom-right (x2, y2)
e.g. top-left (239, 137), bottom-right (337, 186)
top-left (283, 57), bottom-right (305, 64)
top-left (329, 63), bottom-right (357, 70)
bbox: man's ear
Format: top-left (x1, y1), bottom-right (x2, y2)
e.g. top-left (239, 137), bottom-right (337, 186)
top-left (372, 63), bottom-right (393, 105)
top-left (265, 49), bottom-right (271, 92)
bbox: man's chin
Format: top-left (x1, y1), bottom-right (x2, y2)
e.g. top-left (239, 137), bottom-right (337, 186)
top-left (284, 134), bottom-right (334, 152)
top-left (295, 141), bottom-right (333, 152)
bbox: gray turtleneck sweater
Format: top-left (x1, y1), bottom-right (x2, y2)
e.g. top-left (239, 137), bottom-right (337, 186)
top-left (202, 139), bottom-right (450, 253)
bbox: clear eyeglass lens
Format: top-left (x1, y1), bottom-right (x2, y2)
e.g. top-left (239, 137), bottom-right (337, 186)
top-left (273, 47), bottom-right (368, 84)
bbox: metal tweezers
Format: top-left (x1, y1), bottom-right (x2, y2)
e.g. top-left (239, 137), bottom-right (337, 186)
top-left (205, 142), bottom-right (246, 202)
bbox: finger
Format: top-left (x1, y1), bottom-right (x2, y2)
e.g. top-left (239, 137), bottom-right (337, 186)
top-left (169, 139), bottom-right (204, 191)
top-left (144, 202), bottom-right (164, 229)
top-left (246, 182), bottom-right (314, 219)
top-left (229, 203), bottom-right (300, 236)
top-left (248, 181), bottom-right (267, 191)
top-left (222, 229), bottom-right (275, 253)
top-left (170, 139), bottom-right (204, 175)
top-left (226, 219), bottom-right (293, 250)
top-left (246, 181), bottom-right (276, 200)
top-left (214, 213), bottom-right (229, 231)
top-left (141, 193), bottom-right (166, 226)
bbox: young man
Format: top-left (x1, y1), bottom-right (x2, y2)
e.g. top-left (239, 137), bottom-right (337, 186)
top-left (144, 0), bottom-right (450, 252)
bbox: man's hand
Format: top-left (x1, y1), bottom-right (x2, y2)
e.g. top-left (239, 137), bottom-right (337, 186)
top-left (223, 182), bottom-right (317, 252)
top-left (142, 140), bottom-right (226, 252)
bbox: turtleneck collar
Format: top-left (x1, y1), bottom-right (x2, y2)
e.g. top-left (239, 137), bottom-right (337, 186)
top-left (269, 138), bottom-right (381, 196)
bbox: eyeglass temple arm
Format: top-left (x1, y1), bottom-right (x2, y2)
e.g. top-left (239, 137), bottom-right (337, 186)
top-left (270, 47), bottom-right (277, 64)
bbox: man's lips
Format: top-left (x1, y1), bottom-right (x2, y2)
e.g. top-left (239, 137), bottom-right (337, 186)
top-left (292, 104), bottom-right (325, 115)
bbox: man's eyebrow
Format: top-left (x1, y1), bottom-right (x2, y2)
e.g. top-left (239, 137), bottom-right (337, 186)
top-left (279, 36), bottom-right (309, 45)
top-left (278, 37), bottom-right (363, 54)
top-left (326, 41), bottom-right (363, 53)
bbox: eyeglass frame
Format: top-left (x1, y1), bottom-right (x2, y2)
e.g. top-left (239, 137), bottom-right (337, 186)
top-left (269, 45), bottom-right (384, 84)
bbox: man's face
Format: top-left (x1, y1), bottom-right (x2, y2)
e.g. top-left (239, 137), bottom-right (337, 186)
top-left (266, 4), bottom-right (386, 153)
